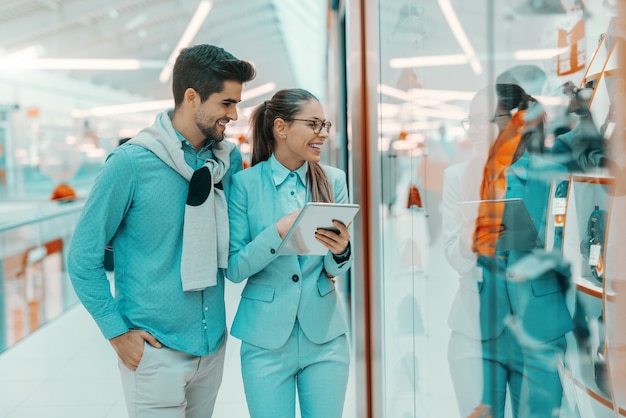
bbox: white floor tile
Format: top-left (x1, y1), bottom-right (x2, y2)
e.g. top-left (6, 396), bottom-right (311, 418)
top-left (0, 279), bottom-right (359, 418)
top-left (0, 381), bottom-right (42, 407)
top-left (0, 358), bottom-right (66, 382)
top-left (22, 378), bottom-right (122, 407)
top-left (0, 407), bottom-right (16, 418)
top-left (5, 405), bottom-right (111, 418)
top-left (103, 399), bottom-right (128, 418)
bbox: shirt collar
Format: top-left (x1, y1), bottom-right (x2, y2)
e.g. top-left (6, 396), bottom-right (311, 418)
top-left (270, 154), bottom-right (308, 187)
top-left (174, 129), bottom-right (188, 147)
top-left (173, 129), bottom-right (214, 151)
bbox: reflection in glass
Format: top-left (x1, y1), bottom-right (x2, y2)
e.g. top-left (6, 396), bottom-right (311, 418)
top-left (370, 0), bottom-right (619, 416)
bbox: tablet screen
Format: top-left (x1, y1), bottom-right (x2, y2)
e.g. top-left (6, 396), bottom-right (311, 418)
top-left (459, 198), bottom-right (540, 251)
top-left (277, 202), bottom-right (360, 255)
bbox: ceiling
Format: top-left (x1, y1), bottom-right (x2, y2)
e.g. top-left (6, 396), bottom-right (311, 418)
top-left (0, 0), bottom-right (327, 108)
top-left (0, 0), bottom-right (615, 138)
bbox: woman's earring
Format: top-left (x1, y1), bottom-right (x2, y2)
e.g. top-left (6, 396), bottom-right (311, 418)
top-left (282, 134), bottom-right (287, 139)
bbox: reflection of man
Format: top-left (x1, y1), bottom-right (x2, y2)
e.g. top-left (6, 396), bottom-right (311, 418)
top-left (442, 86), bottom-right (497, 417)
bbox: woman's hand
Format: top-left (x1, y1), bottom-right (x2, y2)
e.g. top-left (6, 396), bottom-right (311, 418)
top-left (276, 209), bottom-right (302, 239)
top-left (315, 220), bottom-right (351, 254)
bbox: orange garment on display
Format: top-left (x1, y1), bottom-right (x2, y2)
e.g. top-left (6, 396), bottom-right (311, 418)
top-left (50, 183), bottom-right (76, 201)
top-left (407, 183), bottom-right (423, 208)
top-left (472, 110), bottom-right (525, 257)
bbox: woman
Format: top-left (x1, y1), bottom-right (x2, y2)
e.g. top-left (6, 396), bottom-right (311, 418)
top-left (227, 88), bottom-right (353, 418)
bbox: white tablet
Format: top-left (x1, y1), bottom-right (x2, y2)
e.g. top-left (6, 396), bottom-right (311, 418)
top-left (277, 202), bottom-right (360, 255)
top-left (459, 198), bottom-right (541, 251)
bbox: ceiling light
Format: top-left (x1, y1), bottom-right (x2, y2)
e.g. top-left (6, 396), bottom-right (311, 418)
top-left (72, 100), bottom-right (173, 117)
top-left (408, 106), bottom-right (467, 120)
top-left (0, 58), bottom-right (164, 70)
top-left (514, 47), bottom-right (569, 60)
top-left (379, 84), bottom-right (476, 102)
top-left (125, 14), bottom-right (147, 30)
top-left (159, 1), bottom-right (213, 83)
top-left (378, 84), bottom-right (411, 101)
top-left (415, 88), bottom-right (475, 101)
top-left (390, 54), bottom-right (468, 69)
top-left (2, 45), bottom-right (43, 60)
top-left (73, 81), bottom-right (276, 118)
top-left (241, 82), bottom-right (276, 102)
top-left (437, 0), bottom-right (482, 75)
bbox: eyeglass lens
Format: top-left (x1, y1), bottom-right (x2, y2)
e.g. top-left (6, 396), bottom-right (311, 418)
top-left (461, 118), bottom-right (470, 131)
top-left (293, 119), bottom-right (332, 134)
top-left (313, 120), bottom-right (331, 134)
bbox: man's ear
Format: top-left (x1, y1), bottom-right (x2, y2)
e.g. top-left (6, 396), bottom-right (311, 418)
top-left (184, 88), bottom-right (199, 107)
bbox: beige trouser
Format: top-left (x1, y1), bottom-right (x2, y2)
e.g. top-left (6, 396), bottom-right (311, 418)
top-left (119, 339), bottom-right (226, 418)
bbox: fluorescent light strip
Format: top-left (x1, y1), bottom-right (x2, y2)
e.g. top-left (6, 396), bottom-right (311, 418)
top-left (514, 47), bottom-right (569, 61)
top-left (377, 84), bottom-right (411, 101)
top-left (380, 121), bottom-right (443, 133)
top-left (379, 84), bottom-right (476, 102)
top-left (409, 107), bottom-right (467, 120)
top-left (2, 45), bottom-right (42, 60)
top-left (73, 81), bottom-right (276, 118)
top-left (73, 99), bottom-right (173, 117)
top-left (437, 0), bottom-right (482, 75)
top-left (410, 88), bottom-right (475, 101)
top-left (159, 0), bottom-right (213, 83)
top-left (389, 54), bottom-right (468, 69)
top-left (241, 82), bottom-right (276, 102)
top-left (0, 58), bottom-right (165, 70)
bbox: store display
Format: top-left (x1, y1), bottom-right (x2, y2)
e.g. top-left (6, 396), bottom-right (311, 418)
top-left (579, 205), bottom-right (608, 282)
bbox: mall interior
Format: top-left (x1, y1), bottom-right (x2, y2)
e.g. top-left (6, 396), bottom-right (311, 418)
top-left (1, 0), bottom-right (626, 417)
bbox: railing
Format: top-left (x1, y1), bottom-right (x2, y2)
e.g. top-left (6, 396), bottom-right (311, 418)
top-left (0, 199), bottom-right (85, 352)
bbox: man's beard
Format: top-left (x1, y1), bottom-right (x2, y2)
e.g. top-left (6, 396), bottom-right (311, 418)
top-left (197, 122), bottom-right (224, 143)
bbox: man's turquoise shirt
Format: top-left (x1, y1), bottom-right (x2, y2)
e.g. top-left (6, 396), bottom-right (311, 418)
top-left (68, 120), bottom-right (242, 356)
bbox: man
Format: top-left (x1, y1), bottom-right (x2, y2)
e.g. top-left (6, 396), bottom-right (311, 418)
top-left (68, 44), bottom-right (255, 418)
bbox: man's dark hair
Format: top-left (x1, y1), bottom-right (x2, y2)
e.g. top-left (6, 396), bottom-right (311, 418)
top-left (172, 44), bottom-right (256, 107)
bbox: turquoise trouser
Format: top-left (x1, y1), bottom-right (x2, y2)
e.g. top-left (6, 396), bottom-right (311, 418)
top-left (240, 320), bottom-right (350, 418)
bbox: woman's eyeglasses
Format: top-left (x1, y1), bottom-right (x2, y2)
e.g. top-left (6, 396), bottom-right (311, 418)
top-left (461, 118), bottom-right (471, 131)
top-left (490, 113), bottom-right (510, 123)
top-left (292, 119), bottom-right (332, 134)
top-left (461, 114), bottom-right (509, 131)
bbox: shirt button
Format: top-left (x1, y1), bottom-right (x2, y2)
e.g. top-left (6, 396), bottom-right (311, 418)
top-left (271, 248), bottom-right (276, 254)
top-left (292, 274), bottom-right (299, 282)
top-left (202, 319), bottom-right (206, 324)
top-left (290, 191), bottom-right (295, 196)
top-left (290, 173), bottom-right (295, 177)
top-left (204, 326), bottom-right (207, 330)
top-left (204, 307), bottom-right (208, 311)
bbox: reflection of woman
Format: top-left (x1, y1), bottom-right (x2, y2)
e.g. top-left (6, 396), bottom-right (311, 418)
top-left (471, 84), bottom-right (573, 418)
top-left (227, 88), bottom-right (353, 418)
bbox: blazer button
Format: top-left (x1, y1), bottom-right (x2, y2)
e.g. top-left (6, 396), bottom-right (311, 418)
top-left (270, 249), bottom-right (276, 254)
top-left (292, 274), bottom-right (299, 282)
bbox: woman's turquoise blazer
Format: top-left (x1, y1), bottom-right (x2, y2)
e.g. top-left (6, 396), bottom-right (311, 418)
top-left (227, 159), bottom-right (353, 350)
